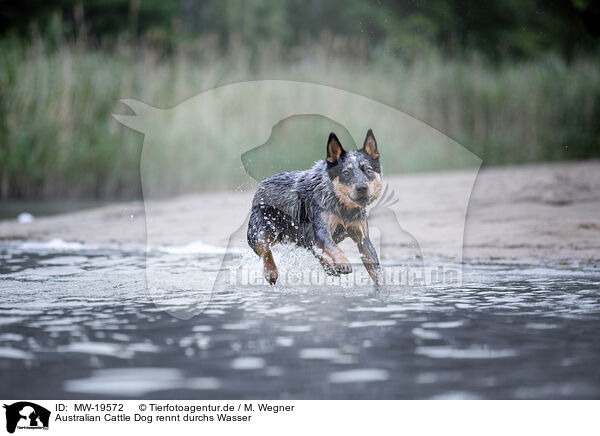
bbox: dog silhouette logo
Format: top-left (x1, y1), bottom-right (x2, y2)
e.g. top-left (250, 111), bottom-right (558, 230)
top-left (114, 80), bottom-right (481, 318)
top-left (3, 402), bottom-right (50, 434)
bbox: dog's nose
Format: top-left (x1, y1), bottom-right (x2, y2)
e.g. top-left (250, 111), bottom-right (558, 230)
top-left (356, 185), bottom-right (368, 194)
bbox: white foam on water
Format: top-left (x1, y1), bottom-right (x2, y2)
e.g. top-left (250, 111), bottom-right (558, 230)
top-left (281, 325), bottom-right (312, 333)
top-left (231, 357), bottom-right (266, 370)
top-left (0, 308), bottom-right (43, 316)
top-left (110, 333), bottom-right (131, 341)
top-left (348, 305), bottom-right (405, 313)
top-left (275, 337), bottom-right (294, 347)
top-left (416, 346), bottom-right (517, 359)
top-left (203, 309), bottom-right (225, 315)
top-left (29, 316), bottom-right (88, 327)
top-left (525, 322), bottom-right (559, 330)
top-left (64, 368), bottom-right (220, 396)
top-left (0, 317), bottom-right (27, 326)
top-left (186, 377), bottom-right (221, 390)
top-left (58, 342), bottom-right (129, 357)
top-left (57, 341), bottom-right (159, 358)
top-left (0, 347), bottom-right (33, 360)
top-left (329, 369), bottom-right (389, 384)
top-left (299, 348), bottom-right (343, 360)
top-left (222, 321), bottom-right (259, 330)
top-left (43, 325), bottom-right (83, 333)
top-left (430, 391), bottom-right (482, 400)
top-left (196, 336), bottom-right (210, 350)
top-left (0, 333), bottom-right (24, 341)
top-left (412, 327), bottom-right (442, 340)
top-left (421, 320), bottom-right (465, 329)
top-left (271, 244), bottom-right (321, 267)
top-left (128, 343), bottom-right (161, 353)
top-left (347, 320), bottom-right (396, 328)
top-left (19, 239), bottom-right (96, 251)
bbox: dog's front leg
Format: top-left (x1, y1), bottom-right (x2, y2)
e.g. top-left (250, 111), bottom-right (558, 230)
top-left (348, 220), bottom-right (382, 284)
top-left (311, 218), bottom-right (352, 275)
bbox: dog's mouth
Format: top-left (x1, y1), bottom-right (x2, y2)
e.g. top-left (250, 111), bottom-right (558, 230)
top-left (351, 193), bottom-right (371, 206)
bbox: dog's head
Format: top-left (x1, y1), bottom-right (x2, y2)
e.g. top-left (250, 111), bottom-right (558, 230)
top-left (326, 129), bottom-right (382, 209)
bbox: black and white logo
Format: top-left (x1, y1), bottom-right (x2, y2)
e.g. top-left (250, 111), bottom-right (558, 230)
top-left (3, 402), bottom-right (50, 434)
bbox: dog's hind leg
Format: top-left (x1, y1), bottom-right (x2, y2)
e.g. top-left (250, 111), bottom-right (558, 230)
top-left (247, 209), bottom-right (279, 285)
top-left (255, 239), bottom-right (278, 285)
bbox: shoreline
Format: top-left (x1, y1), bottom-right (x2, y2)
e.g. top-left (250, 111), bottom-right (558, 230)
top-left (1, 160), bottom-right (598, 267)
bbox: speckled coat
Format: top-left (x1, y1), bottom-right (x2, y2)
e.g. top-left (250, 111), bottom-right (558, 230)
top-left (247, 130), bottom-right (383, 284)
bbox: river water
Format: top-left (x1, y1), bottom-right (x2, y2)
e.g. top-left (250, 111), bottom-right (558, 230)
top-left (1, 241), bottom-right (599, 399)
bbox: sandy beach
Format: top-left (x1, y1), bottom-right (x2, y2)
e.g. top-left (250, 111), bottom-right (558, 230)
top-left (1, 160), bottom-right (598, 266)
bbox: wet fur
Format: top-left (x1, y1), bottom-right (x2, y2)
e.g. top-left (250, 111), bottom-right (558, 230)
top-left (247, 130), bottom-right (383, 284)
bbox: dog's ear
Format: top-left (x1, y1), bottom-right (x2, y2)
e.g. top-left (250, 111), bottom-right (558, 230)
top-left (361, 129), bottom-right (379, 160)
top-left (326, 132), bottom-right (346, 163)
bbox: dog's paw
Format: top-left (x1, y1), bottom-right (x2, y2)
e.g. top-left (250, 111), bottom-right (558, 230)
top-left (335, 263), bottom-right (353, 274)
top-left (264, 266), bottom-right (278, 285)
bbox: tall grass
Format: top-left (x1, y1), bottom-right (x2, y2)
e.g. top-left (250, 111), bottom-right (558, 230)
top-left (0, 35), bottom-right (598, 199)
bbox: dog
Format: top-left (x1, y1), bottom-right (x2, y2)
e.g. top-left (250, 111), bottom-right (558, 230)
top-left (247, 129), bottom-right (383, 285)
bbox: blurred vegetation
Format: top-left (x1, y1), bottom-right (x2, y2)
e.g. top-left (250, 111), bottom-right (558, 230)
top-left (3, 0), bottom-right (599, 60)
top-left (0, 0), bottom-right (599, 199)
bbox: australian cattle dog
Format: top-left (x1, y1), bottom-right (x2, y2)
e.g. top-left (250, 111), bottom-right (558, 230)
top-left (247, 129), bottom-right (383, 285)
